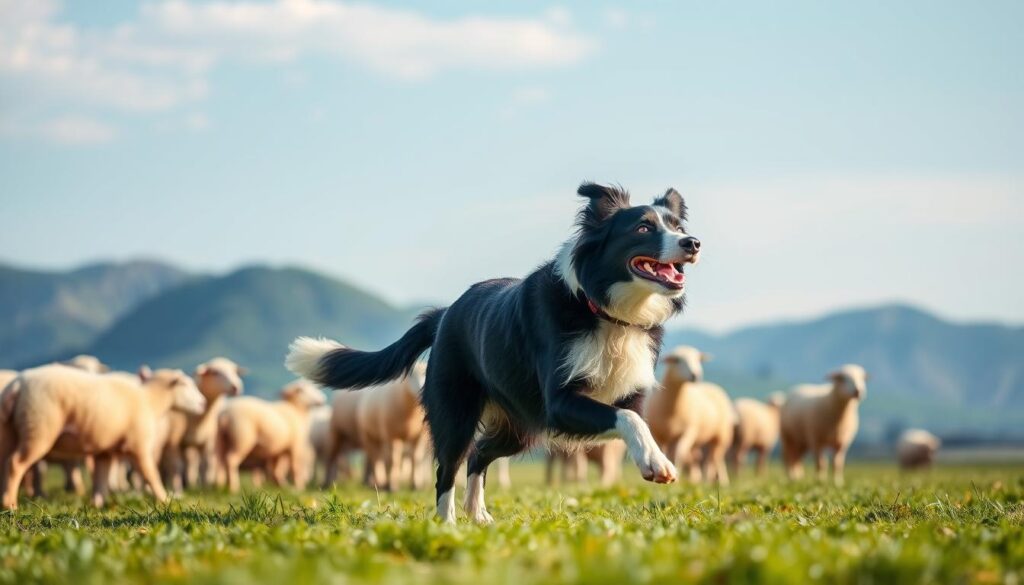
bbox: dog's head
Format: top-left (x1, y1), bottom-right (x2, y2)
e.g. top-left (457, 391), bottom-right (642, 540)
top-left (557, 183), bottom-right (700, 327)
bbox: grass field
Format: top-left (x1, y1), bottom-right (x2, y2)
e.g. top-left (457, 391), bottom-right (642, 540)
top-left (1, 462), bottom-right (1022, 584)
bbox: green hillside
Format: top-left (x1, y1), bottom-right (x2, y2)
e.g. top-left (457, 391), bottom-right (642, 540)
top-left (85, 265), bottom-right (420, 396)
top-left (0, 260), bottom-right (189, 367)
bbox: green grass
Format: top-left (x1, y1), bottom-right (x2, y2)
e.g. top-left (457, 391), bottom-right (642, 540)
top-left (1, 463), bottom-right (1022, 584)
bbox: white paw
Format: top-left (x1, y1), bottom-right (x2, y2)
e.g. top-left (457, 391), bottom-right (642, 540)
top-left (639, 449), bottom-right (677, 484)
top-left (470, 508), bottom-right (494, 525)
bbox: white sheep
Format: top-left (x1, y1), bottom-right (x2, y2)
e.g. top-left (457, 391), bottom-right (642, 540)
top-left (217, 379), bottom-right (326, 493)
top-left (0, 364), bottom-right (205, 508)
top-left (730, 393), bottom-right (785, 476)
top-left (356, 363), bottom-right (429, 492)
top-left (779, 364), bottom-right (867, 486)
top-left (646, 346), bottom-right (734, 485)
top-left (897, 429), bottom-right (941, 470)
top-left (160, 357), bottom-right (245, 491)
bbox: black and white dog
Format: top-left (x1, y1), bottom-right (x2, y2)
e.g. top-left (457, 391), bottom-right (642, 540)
top-left (286, 183), bottom-right (701, 523)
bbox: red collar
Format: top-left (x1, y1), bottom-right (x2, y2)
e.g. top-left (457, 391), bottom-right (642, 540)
top-left (584, 295), bottom-right (655, 331)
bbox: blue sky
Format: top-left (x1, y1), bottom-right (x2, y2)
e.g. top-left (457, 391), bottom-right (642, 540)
top-left (1, 0), bottom-right (1022, 331)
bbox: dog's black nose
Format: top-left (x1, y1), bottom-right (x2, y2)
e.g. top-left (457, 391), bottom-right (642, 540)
top-left (680, 237), bottom-right (701, 253)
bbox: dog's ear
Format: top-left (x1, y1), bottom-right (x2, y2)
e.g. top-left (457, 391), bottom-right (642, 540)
top-left (653, 188), bottom-right (687, 220)
top-left (577, 182), bottom-right (630, 222)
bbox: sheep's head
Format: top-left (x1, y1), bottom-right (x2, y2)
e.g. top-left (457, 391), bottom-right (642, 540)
top-left (64, 354), bottom-right (111, 374)
top-left (195, 357), bottom-right (246, 398)
top-left (661, 345), bottom-right (711, 384)
top-left (827, 364), bottom-right (868, 401)
top-left (147, 368), bottom-right (206, 415)
top-left (281, 379), bottom-right (327, 410)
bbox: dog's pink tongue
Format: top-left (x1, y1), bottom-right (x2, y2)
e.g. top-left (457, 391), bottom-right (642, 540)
top-left (655, 263), bottom-right (685, 284)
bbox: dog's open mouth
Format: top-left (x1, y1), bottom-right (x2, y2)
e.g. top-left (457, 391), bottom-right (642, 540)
top-left (630, 256), bottom-right (685, 289)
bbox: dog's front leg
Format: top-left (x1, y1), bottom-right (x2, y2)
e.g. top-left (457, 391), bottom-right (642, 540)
top-left (545, 384), bottom-right (676, 484)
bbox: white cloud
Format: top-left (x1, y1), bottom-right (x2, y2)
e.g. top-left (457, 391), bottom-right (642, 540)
top-left (0, 0), bottom-right (594, 122)
top-left (39, 115), bottom-right (116, 145)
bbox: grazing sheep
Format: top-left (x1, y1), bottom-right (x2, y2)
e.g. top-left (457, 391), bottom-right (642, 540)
top-left (646, 346), bottom-right (734, 485)
top-left (897, 429), bottom-right (941, 470)
top-left (545, 440), bottom-right (627, 487)
top-left (320, 390), bottom-right (366, 487)
top-left (1, 365), bottom-right (205, 509)
top-left (779, 364), bottom-right (867, 486)
top-left (217, 380), bottom-right (326, 493)
top-left (356, 363), bottom-right (429, 492)
top-left (730, 393), bottom-right (785, 476)
top-left (160, 357), bottom-right (245, 491)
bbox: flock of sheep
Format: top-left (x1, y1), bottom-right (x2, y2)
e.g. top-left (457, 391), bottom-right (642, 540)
top-left (0, 348), bottom-right (941, 509)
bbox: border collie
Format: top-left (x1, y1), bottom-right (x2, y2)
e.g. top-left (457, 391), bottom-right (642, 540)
top-left (286, 183), bottom-right (701, 523)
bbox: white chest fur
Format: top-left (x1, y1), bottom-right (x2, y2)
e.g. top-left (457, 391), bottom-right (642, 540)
top-left (559, 321), bottom-right (657, 404)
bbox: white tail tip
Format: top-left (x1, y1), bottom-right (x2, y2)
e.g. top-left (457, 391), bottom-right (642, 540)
top-left (285, 337), bottom-right (344, 379)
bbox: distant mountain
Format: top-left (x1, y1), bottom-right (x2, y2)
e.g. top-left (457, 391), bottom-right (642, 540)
top-left (0, 260), bottom-right (189, 367)
top-left (664, 304), bottom-right (1024, 440)
top-left (83, 265), bottom-right (419, 396)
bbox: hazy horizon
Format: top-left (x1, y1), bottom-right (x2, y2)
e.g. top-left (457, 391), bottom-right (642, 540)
top-left (2, 1), bottom-right (1022, 331)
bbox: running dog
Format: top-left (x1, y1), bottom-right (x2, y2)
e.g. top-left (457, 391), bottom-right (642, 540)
top-left (286, 183), bottom-right (702, 523)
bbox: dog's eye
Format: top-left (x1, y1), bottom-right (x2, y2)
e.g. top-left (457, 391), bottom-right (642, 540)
top-left (637, 223), bottom-right (653, 234)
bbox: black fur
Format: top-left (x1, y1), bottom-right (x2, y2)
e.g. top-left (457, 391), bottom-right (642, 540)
top-left (300, 182), bottom-right (696, 508)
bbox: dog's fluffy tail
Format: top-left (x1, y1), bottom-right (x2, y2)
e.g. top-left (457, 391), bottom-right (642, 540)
top-left (286, 308), bottom-right (445, 390)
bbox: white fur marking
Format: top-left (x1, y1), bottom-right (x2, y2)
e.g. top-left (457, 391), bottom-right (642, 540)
top-left (285, 337), bottom-right (344, 379)
top-left (613, 410), bottom-right (676, 482)
top-left (464, 473), bottom-right (493, 524)
top-left (560, 321), bottom-right (657, 402)
top-left (554, 238), bottom-right (581, 294)
top-left (437, 488), bottom-right (456, 524)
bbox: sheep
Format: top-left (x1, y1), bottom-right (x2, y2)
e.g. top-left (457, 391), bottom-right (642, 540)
top-left (160, 357), bottom-right (245, 491)
top-left (545, 440), bottom-right (628, 487)
top-left (0, 364), bottom-right (205, 509)
top-left (897, 429), bottom-right (941, 470)
top-left (304, 404), bottom-right (333, 486)
top-left (217, 379), bottom-right (326, 493)
top-left (730, 393), bottom-right (785, 476)
top-left (646, 346), bottom-right (734, 485)
top-left (319, 390), bottom-right (365, 487)
top-left (779, 364), bottom-right (867, 486)
top-left (355, 363), bottom-right (429, 492)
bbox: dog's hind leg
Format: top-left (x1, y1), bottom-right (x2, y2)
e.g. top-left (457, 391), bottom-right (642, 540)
top-left (422, 358), bottom-right (486, 524)
top-left (465, 425), bottom-right (530, 524)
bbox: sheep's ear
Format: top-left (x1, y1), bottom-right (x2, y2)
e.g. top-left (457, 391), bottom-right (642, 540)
top-left (138, 365), bottom-right (153, 383)
top-left (653, 188), bottom-right (687, 219)
top-left (577, 182), bottom-right (630, 222)
top-left (281, 384), bottom-right (298, 399)
top-left (236, 366), bottom-right (249, 377)
top-left (99, 363), bottom-right (111, 373)
top-left (700, 352), bottom-right (713, 363)
top-left (826, 370), bottom-right (843, 383)
top-left (195, 364), bottom-right (209, 377)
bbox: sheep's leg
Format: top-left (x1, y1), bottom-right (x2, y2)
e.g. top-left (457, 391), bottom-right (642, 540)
top-left (385, 439), bottom-right (404, 492)
top-left (90, 455), bottom-right (112, 508)
top-left (599, 447), bottom-right (619, 487)
top-left (3, 431), bottom-right (59, 510)
top-left (494, 458), bottom-right (512, 489)
top-left (572, 450), bottom-right (588, 484)
top-left (183, 447), bottom-right (200, 490)
top-left (731, 445), bottom-right (748, 478)
top-left (31, 462), bottom-right (47, 497)
top-left (832, 448), bottom-right (847, 487)
top-left (269, 455), bottom-right (289, 486)
top-left (782, 439), bottom-right (803, 480)
top-left (131, 451), bottom-right (168, 503)
top-left (290, 447), bottom-right (308, 490)
top-left (199, 442), bottom-right (218, 489)
top-left (160, 446), bottom-right (184, 494)
top-left (714, 448), bottom-right (730, 487)
top-left (223, 451), bottom-right (243, 494)
top-left (754, 447), bottom-right (767, 476)
top-left (544, 452), bottom-right (558, 486)
top-left (813, 447), bottom-right (827, 481)
top-left (410, 434), bottom-right (430, 491)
